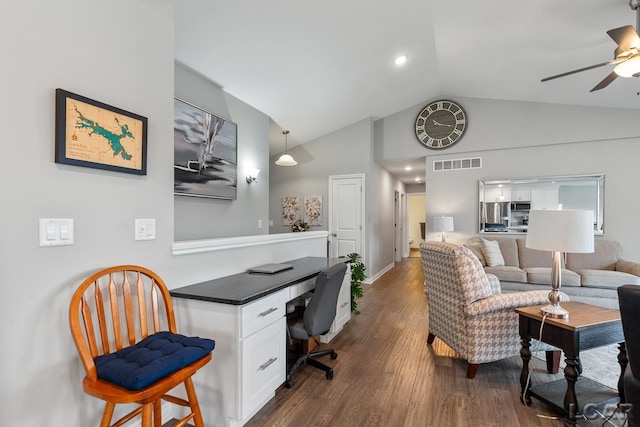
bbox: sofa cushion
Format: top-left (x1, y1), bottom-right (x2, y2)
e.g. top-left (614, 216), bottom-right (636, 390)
top-left (565, 240), bottom-right (623, 271)
top-left (574, 269), bottom-right (640, 289)
top-left (94, 331), bottom-right (215, 391)
top-left (484, 266), bottom-right (527, 283)
top-left (516, 238), bottom-right (559, 269)
top-left (481, 239), bottom-right (505, 267)
top-left (523, 267), bottom-right (581, 287)
top-left (464, 243), bottom-right (487, 266)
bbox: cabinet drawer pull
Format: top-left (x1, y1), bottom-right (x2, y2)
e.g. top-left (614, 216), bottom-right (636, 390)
top-left (258, 357), bottom-right (277, 371)
top-left (340, 302), bottom-right (349, 308)
top-left (258, 307), bottom-right (278, 317)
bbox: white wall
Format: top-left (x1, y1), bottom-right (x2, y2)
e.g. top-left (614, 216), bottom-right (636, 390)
top-left (0, 2), bottom-right (323, 426)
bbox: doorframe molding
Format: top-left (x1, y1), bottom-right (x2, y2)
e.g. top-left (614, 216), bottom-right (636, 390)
top-left (328, 173), bottom-right (366, 267)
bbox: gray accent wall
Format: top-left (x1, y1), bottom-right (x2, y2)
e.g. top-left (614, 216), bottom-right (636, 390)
top-left (174, 63), bottom-right (270, 240)
top-left (269, 118), bottom-right (405, 278)
top-left (376, 97), bottom-right (640, 259)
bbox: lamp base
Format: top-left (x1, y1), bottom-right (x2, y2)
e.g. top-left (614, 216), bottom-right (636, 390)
top-left (540, 304), bottom-right (569, 319)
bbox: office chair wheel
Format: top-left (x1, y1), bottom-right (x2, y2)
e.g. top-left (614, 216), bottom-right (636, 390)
top-left (330, 351), bottom-right (337, 360)
top-left (285, 378), bottom-right (294, 388)
top-left (326, 369), bottom-right (334, 380)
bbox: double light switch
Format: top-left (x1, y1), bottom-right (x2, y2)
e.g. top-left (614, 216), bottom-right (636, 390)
top-left (39, 218), bottom-right (75, 247)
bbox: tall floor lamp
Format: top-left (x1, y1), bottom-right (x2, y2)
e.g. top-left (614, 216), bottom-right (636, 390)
top-left (525, 209), bottom-right (594, 319)
top-left (432, 216), bottom-right (454, 243)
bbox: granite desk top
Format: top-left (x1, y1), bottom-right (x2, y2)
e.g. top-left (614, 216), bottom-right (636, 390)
top-left (169, 256), bottom-right (348, 306)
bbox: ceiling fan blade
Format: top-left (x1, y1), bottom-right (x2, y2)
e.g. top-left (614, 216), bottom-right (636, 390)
top-left (590, 71), bottom-right (618, 92)
top-left (607, 25), bottom-right (640, 51)
top-left (541, 61), bottom-right (613, 82)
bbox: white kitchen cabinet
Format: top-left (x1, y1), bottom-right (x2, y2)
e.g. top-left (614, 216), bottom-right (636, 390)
top-left (512, 189), bottom-right (531, 201)
top-left (530, 189), bottom-right (559, 210)
top-left (483, 187), bottom-right (509, 202)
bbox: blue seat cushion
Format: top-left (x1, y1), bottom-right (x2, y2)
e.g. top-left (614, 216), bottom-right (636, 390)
top-left (94, 331), bottom-right (215, 391)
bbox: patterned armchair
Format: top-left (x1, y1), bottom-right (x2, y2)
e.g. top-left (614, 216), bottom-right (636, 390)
top-left (420, 241), bottom-right (561, 379)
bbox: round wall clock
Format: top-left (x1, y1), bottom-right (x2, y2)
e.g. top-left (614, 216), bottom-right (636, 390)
top-left (414, 100), bottom-right (467, 149)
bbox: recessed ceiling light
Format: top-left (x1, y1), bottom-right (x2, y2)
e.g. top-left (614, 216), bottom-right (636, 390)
top-left (394, 55), bottom-right (408, 66)
top-left (414, 177), bottom-right (421, 182)
top-left (404, 166), bottom-right (412, 171)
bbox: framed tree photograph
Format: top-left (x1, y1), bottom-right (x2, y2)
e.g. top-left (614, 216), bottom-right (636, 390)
top-left (55, 89), bottom-right (148, 175)
top-left (282, 196), bottom-right (300, 225)
top-left (173, 98), bottom-right (238, 199)
top-left (304, 196), bottom-right (323, 226)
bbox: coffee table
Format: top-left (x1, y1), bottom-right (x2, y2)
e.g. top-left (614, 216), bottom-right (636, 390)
top-left (517, 301), bottom-right (627, 426)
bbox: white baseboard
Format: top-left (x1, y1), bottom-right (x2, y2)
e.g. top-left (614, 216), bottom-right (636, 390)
top-left (364, 262), bottom-right (394, 284)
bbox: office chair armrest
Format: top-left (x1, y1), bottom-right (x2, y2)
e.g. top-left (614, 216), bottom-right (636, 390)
top-left (464, 290), bottom-right (568, 318)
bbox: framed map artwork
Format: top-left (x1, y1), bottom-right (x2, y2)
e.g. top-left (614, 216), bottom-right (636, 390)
top-left (55, 89), bottom-right (148, 175)
top-left (173, 98), bottom-right (238, 199)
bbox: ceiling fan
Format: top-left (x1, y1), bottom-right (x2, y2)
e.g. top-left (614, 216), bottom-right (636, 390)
top-left (542, 0), bottom-right (640, 92)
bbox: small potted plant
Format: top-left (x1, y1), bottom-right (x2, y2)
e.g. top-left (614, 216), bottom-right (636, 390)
top-left (291, 219), bottom-right (310, 232)
top-left (347, 252), bottom-right (365, 313)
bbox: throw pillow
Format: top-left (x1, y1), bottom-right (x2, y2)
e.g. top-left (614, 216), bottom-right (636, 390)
top-left (480, 239), bottom-right (505, 267)
top-left (463, 243), bottom-right (487, 266)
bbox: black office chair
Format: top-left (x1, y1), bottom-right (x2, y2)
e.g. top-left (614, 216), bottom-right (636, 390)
top-left (285, 262), bottom-right (347, 388)
top-left (618, 285), bottom-right (640, 427)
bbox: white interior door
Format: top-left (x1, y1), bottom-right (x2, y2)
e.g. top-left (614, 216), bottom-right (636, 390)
top-left (328, 175), bottom-right (364, 259)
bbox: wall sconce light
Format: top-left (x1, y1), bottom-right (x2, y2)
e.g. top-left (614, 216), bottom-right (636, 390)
top-left (246, 168), bottom-right (260, 184)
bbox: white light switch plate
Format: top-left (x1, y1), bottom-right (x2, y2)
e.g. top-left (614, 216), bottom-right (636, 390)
top-left (135, 219), bottom-right (156, 241)
top-left (39, 218), bottom-right (75, 247)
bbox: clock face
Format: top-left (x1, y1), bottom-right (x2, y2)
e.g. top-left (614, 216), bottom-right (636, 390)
top-left (415, 100), bottom-right (467, 149)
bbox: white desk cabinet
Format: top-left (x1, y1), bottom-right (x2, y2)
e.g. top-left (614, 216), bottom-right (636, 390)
top-left (173, 288), bottom-right (287, 426)
top-left (320, 263), bottom-right (351, 343)
top-left (170, 257), bottom-right (349, 427)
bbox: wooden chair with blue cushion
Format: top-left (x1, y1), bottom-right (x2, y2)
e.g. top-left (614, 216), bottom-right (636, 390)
top-left (69, 265), bottom-right (215, 427)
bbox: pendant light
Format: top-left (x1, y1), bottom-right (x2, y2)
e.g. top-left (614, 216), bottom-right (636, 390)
top-left (275, 130), bottom-right (297, 166)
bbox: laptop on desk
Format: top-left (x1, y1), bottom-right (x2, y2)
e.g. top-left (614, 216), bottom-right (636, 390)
top-left (247, 263), bottom-right (294, 274)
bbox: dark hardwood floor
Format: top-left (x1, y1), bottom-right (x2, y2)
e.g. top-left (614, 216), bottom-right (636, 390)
top-left (244, 257), bottom-right (620, 427)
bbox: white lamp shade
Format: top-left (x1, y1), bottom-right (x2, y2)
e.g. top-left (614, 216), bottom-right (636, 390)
top-left (432, 216), bottom-right (454, 232)
top-left (526, 210), bottom-right (594, 253)
top-left (275, 154), bottom-right (297, 166)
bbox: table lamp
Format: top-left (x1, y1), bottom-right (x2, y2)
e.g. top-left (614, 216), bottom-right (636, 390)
top-left (525, 209), bottom-right (594, 319)
top-left (432, 216), bottom-right (454, 243)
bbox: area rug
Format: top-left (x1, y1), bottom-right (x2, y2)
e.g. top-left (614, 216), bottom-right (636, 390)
top-left (534, 343), bottom-right (622, 390)
top-left (432, 337), bottom-right (622, 390)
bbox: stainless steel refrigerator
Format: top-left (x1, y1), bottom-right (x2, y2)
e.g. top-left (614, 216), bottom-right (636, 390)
top-left (482, 202), bottom-right (511, 229)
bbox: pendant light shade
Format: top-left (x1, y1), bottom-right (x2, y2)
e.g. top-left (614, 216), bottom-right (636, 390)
top-left (275, 130), bottom-right (297, 166)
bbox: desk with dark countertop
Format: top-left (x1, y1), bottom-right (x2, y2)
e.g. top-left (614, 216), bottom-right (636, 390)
top-left (169, 256), bottom-right (347, 305)
top-left (169, 256), bottom-right (352, 426)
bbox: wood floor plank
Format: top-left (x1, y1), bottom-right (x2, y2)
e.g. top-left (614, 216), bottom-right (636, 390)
top-left (244, 258), bottom-right (614, 427)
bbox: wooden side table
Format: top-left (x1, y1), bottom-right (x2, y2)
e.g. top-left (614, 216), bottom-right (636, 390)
top-left (517, 301), bottom-right (627, 426)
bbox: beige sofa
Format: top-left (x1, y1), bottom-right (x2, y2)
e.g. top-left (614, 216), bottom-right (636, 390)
top-left (466, 237), bottom-right (640, 309)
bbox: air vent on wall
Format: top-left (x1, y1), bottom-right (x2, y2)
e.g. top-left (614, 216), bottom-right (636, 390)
top-left (433, 157), bottom-right (482, 172)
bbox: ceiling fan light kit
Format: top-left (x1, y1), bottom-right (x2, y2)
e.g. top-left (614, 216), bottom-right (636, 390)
top-left (614, 55), bottom-right (640, 76)
top-left (542, 0), bottom-right (640, 91)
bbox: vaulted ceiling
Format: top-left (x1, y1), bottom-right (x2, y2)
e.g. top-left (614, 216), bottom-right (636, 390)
top-left (175, 0), bottom-right (640, 182)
